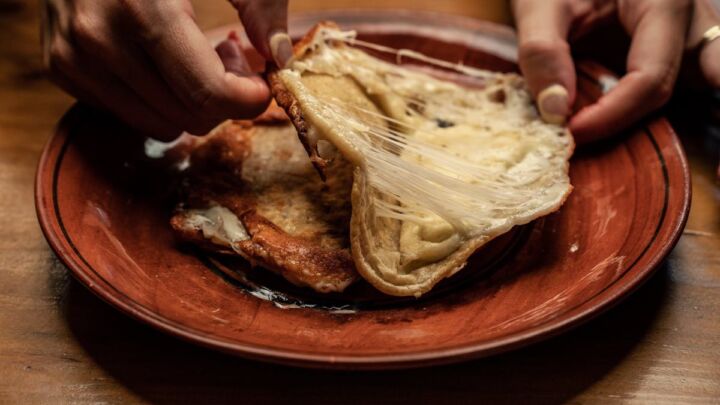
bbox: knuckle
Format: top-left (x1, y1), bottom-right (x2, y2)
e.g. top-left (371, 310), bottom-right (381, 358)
top-left (116, 0), bottom-right (157, 40)
top-left (644, 68), bottom-right (675, 106)
top-left (519, 38), bottom-right (570, 60)
top-left (69, 14), bottom-right (101, 47)
top-left (116, 0), bottom-right (188, 43)
top-left (116, 0), bottom-right (146, 23)
top-left (653, 83), bottom-right (673, 106)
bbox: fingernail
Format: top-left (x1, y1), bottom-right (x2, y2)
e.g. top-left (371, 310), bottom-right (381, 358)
top-left (538, 84), bottom-right (569, 125)
top-left (216, 39), bottom-right (252, 75)
top-left (269, 32), bottom-right (293, 68)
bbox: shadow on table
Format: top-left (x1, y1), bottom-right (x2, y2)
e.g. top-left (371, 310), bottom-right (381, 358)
top-left (59, 262), bottom-right (671, 405)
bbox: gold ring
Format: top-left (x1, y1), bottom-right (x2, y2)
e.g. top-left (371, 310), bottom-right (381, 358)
top-left (701, 25), bottom-right (720, 48)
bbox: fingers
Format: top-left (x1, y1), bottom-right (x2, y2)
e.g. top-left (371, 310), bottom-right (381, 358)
top-left (44, 1), bottom-right (272, 139)
top-left (69, 19), bottom-right (220, 135)
top-left (215, 35), bottom-right (253, 75)
top-left (513, 0), bottom-right (576, 125)
top-left (136, 7), bottom-right (271, 123)
top-left (47, 36), bottom-right (183, 141)
top-left (694, 0), bottom-right (720, 88)
top-left (569, 2), bottom-right (691, 142)
top-left (229, 0), bottom-right (291, 67)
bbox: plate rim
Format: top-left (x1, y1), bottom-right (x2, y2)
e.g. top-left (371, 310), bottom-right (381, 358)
top-left (35, 11), bottom-right (692, 369)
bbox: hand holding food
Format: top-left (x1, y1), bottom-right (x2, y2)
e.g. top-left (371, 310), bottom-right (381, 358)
top-left (172, 23), bottom-right (574, 296)
top-left (41, 0), bottom-right (290, 140)
top-left (39, 1), bottom-right (718, 296)
top-left (32, 5), bottom-right (700, 366)
top-left (513, 0), bottom-right (719, 143)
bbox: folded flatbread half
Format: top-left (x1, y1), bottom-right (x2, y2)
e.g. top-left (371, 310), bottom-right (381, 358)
top-left (170, 105), bottom-right (358, 293)
top-left (268, 22), bottom-right (574, 297)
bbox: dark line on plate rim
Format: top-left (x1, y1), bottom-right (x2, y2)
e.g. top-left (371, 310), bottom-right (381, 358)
top-left (570, 128), bottom-right (670, 303)
top-left (48, 68), bottom-right (673, 360)
top-left (569, 67), bottom-right (672, 308)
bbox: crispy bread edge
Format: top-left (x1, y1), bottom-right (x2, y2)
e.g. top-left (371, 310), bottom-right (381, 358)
top-left (349, 166), bottom-right (574, 297)
top-left (267, 21), bottom-right (343, 179)
top-left (171, 119), bottom-right (358, 293)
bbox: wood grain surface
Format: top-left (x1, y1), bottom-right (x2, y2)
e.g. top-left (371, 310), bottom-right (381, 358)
top-left (1, 0), bottom-right (719, 403)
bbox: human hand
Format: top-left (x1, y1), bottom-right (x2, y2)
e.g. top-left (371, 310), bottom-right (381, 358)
top-left (512, 0), bottom-right (720, 143)
top-left (41, 0), bottom-right (290, 141)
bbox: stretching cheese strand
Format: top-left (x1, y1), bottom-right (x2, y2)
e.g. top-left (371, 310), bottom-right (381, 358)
top-left (278, 27), bottom-right (571, 237)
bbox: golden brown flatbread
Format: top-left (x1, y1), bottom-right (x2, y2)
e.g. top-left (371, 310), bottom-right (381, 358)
top-left (170, 106), bottom-right (357, 293)
top-left (268, 22), bottom-right (574, 296)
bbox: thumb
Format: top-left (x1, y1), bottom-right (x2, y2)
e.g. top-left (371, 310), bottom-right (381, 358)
top-left (229, 0), bottom-right (292, 67)
top-left (513, 0), bottom-right (576, 125)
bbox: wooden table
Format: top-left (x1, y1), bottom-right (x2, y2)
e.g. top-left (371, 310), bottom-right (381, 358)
top-left (1, 1), bottom-right (718, 403)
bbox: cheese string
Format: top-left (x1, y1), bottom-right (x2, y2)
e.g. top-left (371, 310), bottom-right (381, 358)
top-left (319, 29), bottom-right (497, 80)
top-left (288, 28), bottom-right (565, 233)
top-left (311, 95), bottom-right (553, 232)
top-left (321, 96), bottom-right (547, 188)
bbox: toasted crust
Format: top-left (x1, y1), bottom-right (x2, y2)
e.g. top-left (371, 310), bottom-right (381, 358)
top-left (172, 190), bottom-right (357, 293)
top-left (268, 70), bottom-right (323, 175)
top-left (171, 116), bottom-right (357, 293)
top-left (268, 22), bottom-right (343, 178)
top-left (252, 99), bottom-right (293, 125)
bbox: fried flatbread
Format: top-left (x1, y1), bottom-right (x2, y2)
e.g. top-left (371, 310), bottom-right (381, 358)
top-left (170, 106), bottom-right (357, 293)
top-left (268, 23), bottom-right (574, 297)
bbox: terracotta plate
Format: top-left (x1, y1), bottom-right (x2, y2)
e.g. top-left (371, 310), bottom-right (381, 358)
top-left (35, 11), bottom-right (691, 369)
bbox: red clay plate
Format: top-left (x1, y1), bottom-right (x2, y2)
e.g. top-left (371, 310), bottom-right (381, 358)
top-left (35, 11), bottom-right (691, 369)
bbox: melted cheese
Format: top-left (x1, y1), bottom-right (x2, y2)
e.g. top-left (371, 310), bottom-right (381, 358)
top-left (278, 28), bottom-right (572, 267)
top-left (184, 205), bottom-right (249, 251)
